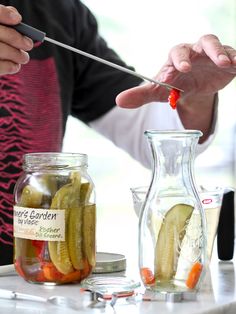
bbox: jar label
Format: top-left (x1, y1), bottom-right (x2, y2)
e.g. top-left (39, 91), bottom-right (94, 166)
top-left (13, 206), bottom-right (65, 241)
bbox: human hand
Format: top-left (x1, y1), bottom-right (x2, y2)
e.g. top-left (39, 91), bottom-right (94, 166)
top-left (0, 5), bottom-right (33, 75)
top-left (116, 34), bottom-right (236, 108)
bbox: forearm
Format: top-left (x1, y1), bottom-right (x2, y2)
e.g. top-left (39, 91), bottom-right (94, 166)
top-left (89, 99), bottom-right (217, 168)
top-left (177, 93), bottom-right (216, 143)
top-left (89, 103), bottom-right (185, 169)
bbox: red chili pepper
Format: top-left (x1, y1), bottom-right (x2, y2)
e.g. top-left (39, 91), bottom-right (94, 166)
top-left (32, 240), bottom-right (44, 257)
top-left (168, 88), bottom-right (180, 109)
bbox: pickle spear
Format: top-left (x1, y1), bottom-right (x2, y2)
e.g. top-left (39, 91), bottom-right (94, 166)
top-left (48, 183), bottom-right (75, 274)
top-left (80, 182), bottom-right (92, 204)
top-left (48, 171), bottom-right (96, 274)
top-left (83, 203), bottom-right (96, 267)
top-left (49, 171), bottom-right (90, 273)
top-left (19, 185), bottom-right (43, 208)
top-left (67, 172), bottom-right (84, 270)
top-left (15, 185), bottom-right (44, 262)
top-left (79, 182), bottom-right (96, 267)
top-left (154, 204), bottom-right (193, 281)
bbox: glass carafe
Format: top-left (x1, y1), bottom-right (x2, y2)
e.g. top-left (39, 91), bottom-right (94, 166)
top-left (139, 130), bottom-right (206, 294)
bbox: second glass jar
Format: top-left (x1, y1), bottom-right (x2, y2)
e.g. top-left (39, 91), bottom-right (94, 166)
top-left (139, 130), bottom-right (207, 294)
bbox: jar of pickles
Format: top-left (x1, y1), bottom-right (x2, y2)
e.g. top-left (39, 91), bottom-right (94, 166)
top-left (13, 152), bottom-right (96, 284)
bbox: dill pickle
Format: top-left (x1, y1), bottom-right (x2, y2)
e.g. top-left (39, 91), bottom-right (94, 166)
top-left (40, 174), bottom-right (58, 207)
top-left (83, 204), bottom-right (96, 267)
top-left (48, 172), bottom-right (84, 274)
top-left (15, 184), bottom-right (44, 271)
top-left (48, 183), bottom-right (75, 274)
top-left (67, 171), bottom-right (84, 269)
top-left (19, 185), bottom-right (43, 208)
top-left (80, 182), bottom-right (92, 204)
top-left (68, 206), bottom-right (84, 269)
top-left (154, 204), bottom-right (193, 281)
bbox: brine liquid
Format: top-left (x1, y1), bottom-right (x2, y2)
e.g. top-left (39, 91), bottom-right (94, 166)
top-left (205, 206), bottom-right (221, 260)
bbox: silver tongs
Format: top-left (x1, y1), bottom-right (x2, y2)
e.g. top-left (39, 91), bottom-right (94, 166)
top-left (0, 288), bottom-right (78, 309)
top-left (12, 23), bottom-right (183, 92)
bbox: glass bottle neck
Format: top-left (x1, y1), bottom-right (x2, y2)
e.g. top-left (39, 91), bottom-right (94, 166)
top-left (146, 131), bottom-right (202, 195)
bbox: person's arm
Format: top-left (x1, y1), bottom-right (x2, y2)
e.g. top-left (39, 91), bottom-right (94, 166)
top-left (116, 34), bottom-right (236, 143)
top-left (89, 96), bottom-right (218, 168)
top-left (89, 102), bottom-right (183, 168)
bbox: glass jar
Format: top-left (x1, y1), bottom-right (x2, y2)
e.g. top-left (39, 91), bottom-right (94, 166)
top-left (139, 130), bottom-right (206, 294)
top-left (13, 152), bottom-right (96, 284)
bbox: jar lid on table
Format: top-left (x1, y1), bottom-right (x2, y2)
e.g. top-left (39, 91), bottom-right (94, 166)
top-left (93, 252), bottom-right (126, 274)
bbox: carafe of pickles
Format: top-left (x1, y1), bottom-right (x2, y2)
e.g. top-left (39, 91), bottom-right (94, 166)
top-left (13, 152), bottom-right (96, 284)
top-left (139, 130), bottom-right (206, 294)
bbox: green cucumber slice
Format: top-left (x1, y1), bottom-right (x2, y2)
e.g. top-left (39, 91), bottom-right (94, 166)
top-left (154, 204), bottom-right (193, 281)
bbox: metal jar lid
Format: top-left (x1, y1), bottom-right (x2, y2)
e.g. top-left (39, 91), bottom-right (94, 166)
top-left (93, 252), bottom-right (126, 274)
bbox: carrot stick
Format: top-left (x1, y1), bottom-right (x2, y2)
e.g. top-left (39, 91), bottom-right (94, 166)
top-left (186, 262), bottom-right (203, 289)
top-left (140, 267), bottom-right (155, 285)
top-left (60, 270), bottom-right (81, 283)
top-left (36, 270), bottom-right (47, 282)
top-left (42, 261), bottom-right (82, 283)
top-left (42, 262), bottom-right (63, 281)
top-left (14, 258), bottom-right (25, 278)
top-left (80, 259), bottom-right (92, 280)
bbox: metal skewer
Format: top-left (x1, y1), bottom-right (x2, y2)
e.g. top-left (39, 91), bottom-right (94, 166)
top-left (12, 23), bottom-right (184, 92)
top-left (44, 36), bottom-right (182, 91)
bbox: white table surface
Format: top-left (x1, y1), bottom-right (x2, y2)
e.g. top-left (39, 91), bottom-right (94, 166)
top-left (0, 245), bottom-right (235, 314)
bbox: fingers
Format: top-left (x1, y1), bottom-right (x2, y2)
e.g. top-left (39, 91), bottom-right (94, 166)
top-left (0, 5), bottom-right (34, 75)
top-left (0, 42), bottom-right (29, 74)
top-left (194, 34), bottom-right (233, 67)
top-left (0, 5), bottom-right (21, 25)
top-left (0, 60), bottom-right (21, 75)
top-left (167, 34), bottom-right (236, 74)
top-left (0, 5), bottom-right (33, 50)
top-left (116, 85), bottom-right (151, 108)
top-left (0, 24), bottom-right (33, 51)
top-left (167, 44), bottom-right (193, 73)
top-left (116, 83), bottom-right (167, 108)
top-left (223, 45), bottom-right (236, 68)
